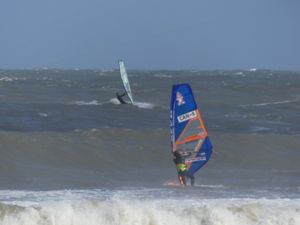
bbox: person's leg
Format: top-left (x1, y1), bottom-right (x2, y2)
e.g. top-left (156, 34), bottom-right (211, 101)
top-left (186, 173), bottom-right (195, 186)
top-left (178, 174), bottom-right (186, 186)
top-left (190, 175), bottom-right (195, 186)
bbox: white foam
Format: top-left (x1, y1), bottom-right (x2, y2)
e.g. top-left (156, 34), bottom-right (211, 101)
top-left (38, 112), bottom-right (48, 117)
top-left (234, 72), bottom-right (244, 76)
top-left (249, 126), bottom-right (272, 132)
top-left (163, 182), bottom-right (224, 189)
top-left (71, 100), bottom-right (104, 106)
top-left (249, 68), bottom-right (257, 72)
top-left (99, 72), bottom-right (109, 76)
top-left (241, 98), bottom-right (299, 107)
top-left (154, 74), bottom-right (173, 78)
top-left (0, 77), bottom-right (13, 82)
top-left (109, 98), bottom-right (155, 109)
top-left (196, 184), bottom-right (225, 188)
top-left (110, 98), bottom-right (121, 105)
top-left (0, 190), bottom-right (299, 225)
top-left (134, 102), bottom-right (155, 109)
top-left (0, 77), bottom-right (26, 82)
top-left (252, 99), bottom-right (299, 106)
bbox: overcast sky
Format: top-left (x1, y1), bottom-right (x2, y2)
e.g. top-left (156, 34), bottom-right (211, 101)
top-left (0, 0), bottom-right (299, 70)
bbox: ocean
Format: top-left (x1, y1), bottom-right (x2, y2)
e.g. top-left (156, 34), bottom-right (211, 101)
top-left (0, 69), bottom-right (299, 224)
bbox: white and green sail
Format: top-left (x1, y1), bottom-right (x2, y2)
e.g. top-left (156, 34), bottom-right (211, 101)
top-left (119, 60), bottom-right (134, 104)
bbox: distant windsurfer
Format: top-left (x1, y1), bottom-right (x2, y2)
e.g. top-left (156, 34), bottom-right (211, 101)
top-left (173, 150), bottom-right (195, 186)
top-left (116, 91), bottom-right (127, 104)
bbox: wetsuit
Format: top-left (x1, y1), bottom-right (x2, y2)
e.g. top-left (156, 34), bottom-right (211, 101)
top-left (116, 91), bottom-right (127, 104)
top-left (173, 151), bottom-right (187, 185)
top-left (173, 151), bottom-right (195, 186)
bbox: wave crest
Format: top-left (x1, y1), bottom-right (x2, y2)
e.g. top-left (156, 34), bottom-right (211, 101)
top-left (0, 198), bottom-right (299, 225)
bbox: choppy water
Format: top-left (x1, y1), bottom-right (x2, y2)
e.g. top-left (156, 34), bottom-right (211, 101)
top-left (0, 69), bottom-right (299, 133)
top-left (0, 69), bottom-right (299, 224)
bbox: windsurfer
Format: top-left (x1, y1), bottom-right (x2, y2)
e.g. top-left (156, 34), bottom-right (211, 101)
top-left (173, 150), bottom-right (195, 186)
top-left (116, 91), bottom-right (127, 104)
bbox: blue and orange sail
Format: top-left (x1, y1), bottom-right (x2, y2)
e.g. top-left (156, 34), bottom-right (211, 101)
top-left (170, 83), bottom-right (212, 175)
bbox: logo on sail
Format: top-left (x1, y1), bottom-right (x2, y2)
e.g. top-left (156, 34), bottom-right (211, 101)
top-left (177, 110), bottom-right (197, 123)
top-left (176, 92), bottom-right (185, 106)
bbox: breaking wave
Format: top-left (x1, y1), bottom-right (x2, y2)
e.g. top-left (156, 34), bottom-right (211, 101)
top-left (0, 195), bottom-right (299, 225)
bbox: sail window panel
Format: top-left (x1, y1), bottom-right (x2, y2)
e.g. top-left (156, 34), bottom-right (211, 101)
top-left (177, 119), bottom-right (204, 143)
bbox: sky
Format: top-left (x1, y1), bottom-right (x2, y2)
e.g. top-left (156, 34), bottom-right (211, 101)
top-left (0, 0), bottom-right (299, 70)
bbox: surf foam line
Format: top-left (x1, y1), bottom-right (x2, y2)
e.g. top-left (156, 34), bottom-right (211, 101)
top-left (0, 197), bottom-right (299, 225)
top-left (240, 98), bottom-right (300, 107)
top-left (70, 100), bottom-right (107, 106)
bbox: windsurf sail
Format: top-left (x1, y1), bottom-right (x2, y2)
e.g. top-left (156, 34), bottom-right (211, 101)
top-left (170, 83), bottom-right (212, 175)
top-left (119, 60), bottom-right (134, 104)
